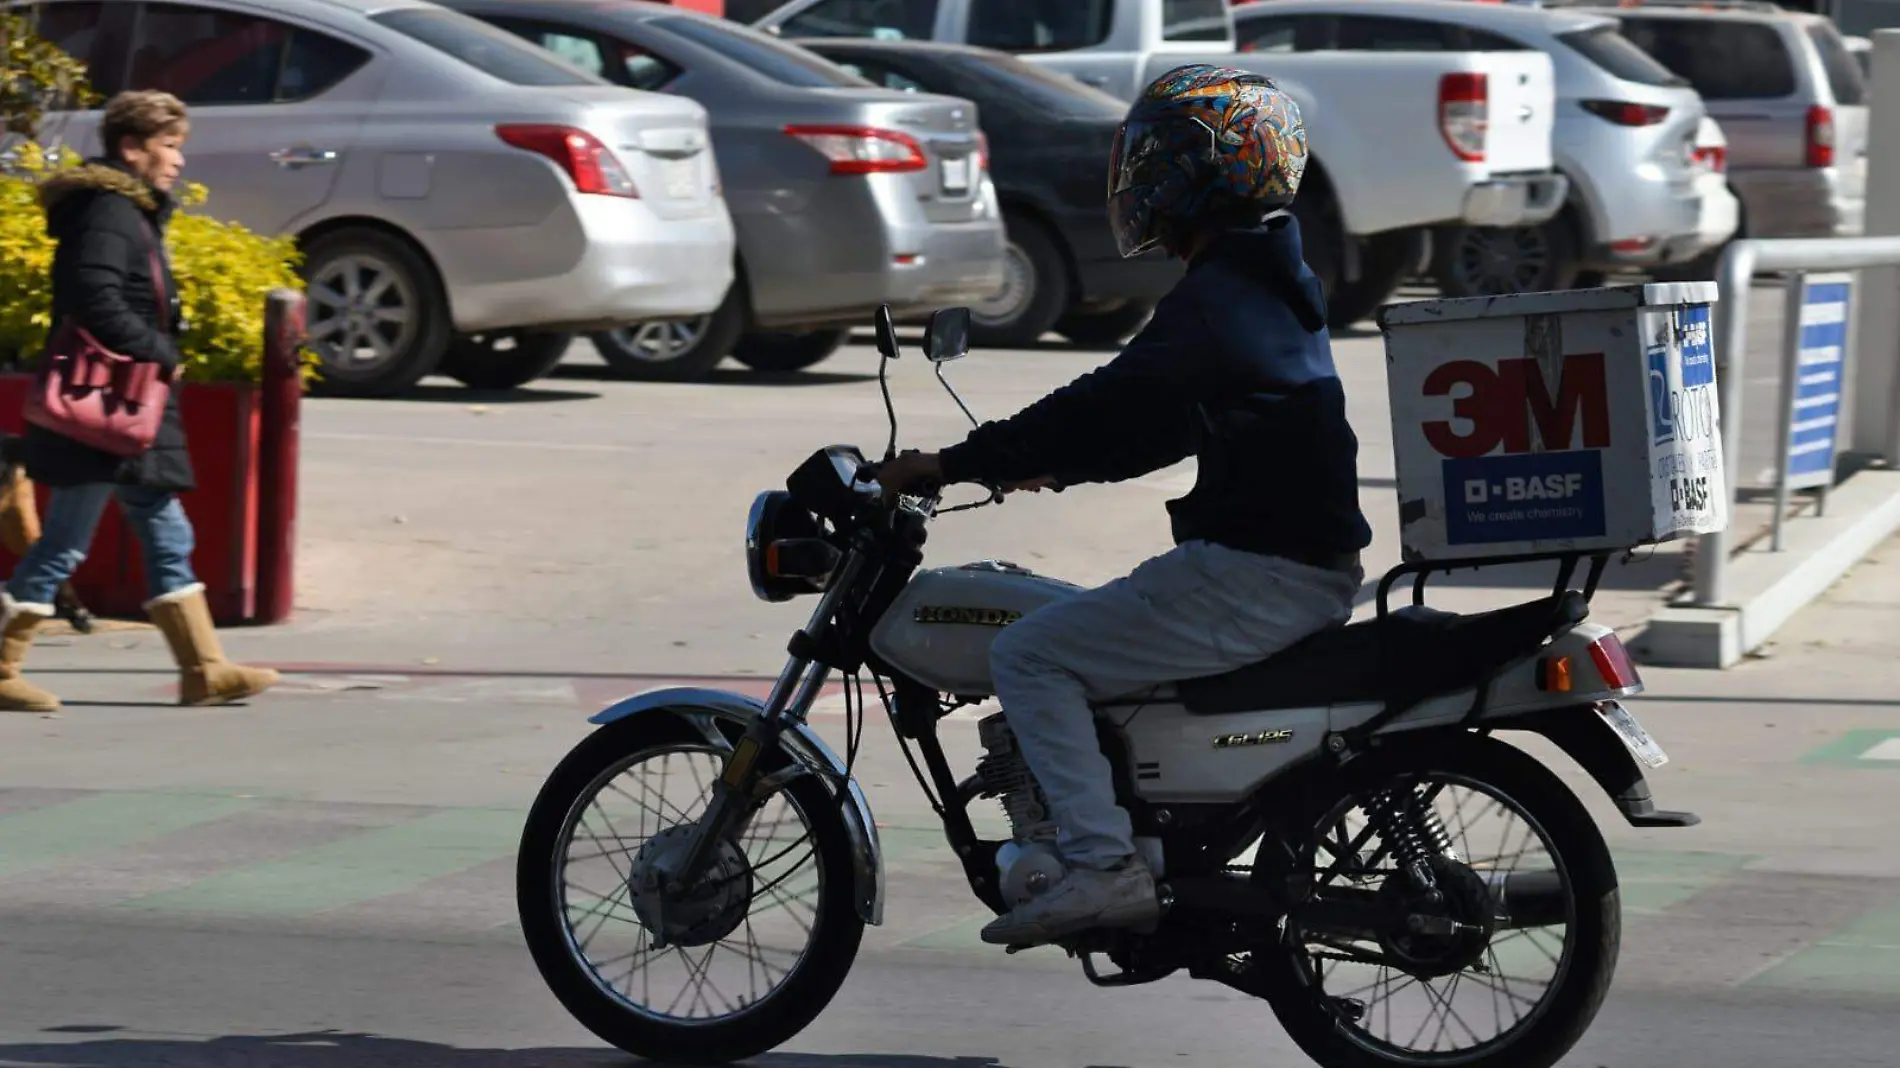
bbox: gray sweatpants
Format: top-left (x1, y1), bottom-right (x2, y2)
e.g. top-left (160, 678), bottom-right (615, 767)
top-left (988, 539), bottom-right (1361, 871)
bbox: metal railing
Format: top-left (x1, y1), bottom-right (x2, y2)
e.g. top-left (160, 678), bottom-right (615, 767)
top-left (1690, 236), bottom-right (1900, 606)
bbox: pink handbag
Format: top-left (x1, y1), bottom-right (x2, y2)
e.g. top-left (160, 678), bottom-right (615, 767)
top-left (22, 219), bottom-right (175, 457)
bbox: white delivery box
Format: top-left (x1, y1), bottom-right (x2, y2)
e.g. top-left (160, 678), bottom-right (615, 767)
top-left (1377, 282), bottom-right (1727, 563)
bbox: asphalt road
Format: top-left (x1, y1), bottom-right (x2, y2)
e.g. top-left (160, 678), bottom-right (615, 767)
top-left (3, 298), bottom-right (1894, 1068)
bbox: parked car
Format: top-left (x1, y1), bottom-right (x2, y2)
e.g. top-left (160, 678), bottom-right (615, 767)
top-left (1844, 33), bottom-right (1871, 82)
top-left (797, 38), bottom-right (1183, 347)
top-left (1602, 0), bottom-right (1869, 244)
top-left (446, 0), bottom-right (1006, 379)
top-left (13, 0), bottom-right (737, 396)
top-left (754, 0), bottom-right (1568, 329)
top-left (1232, 0), bottom-right (1729, 295)
top-left (1653, 114), bottom-right (1741, 280)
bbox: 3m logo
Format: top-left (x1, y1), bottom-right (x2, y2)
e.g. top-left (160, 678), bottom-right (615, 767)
top-left (1423, 353), bottom-right (1612, 459)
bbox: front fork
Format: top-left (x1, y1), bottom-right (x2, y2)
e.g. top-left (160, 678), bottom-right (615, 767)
top-left (652, 551), bottom-right (868, 897)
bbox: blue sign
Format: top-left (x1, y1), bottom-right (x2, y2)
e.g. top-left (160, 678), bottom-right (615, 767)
top-left (1442, 451), bottom-right (1608, 545)
top-left (1788, 278), bottom-right (1849, 488)
top-left (1679, 304), bottom-right (1715, 388)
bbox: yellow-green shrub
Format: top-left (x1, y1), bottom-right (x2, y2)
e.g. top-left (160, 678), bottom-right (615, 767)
top-left (0, 141), bottom-right (316, 385)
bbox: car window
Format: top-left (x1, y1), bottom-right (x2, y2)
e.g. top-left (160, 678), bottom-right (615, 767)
top-left (1558, 24), bottom-right (1685, 87)
top-left (1617, 17), bottom-right (1796, 100)
top-left (946, 51), bottom-right (1128, 119)
top-left (967, 0), bottom-right (1113, 53)
top-left (1465, 29), bottom-right (1532, 52)
top-left (829, 57), bottom-right (928, 93)
top-left (128, 3), bottom-right (286, 105)
top-left (1807, 22), bottom-right (1866, 105)
top-left (654, 15), bottom-right (870, 87)
top-left (372, 8), bottom-right (607, 86)
top-left (1335, 15), bottom-right (1464, 50)
top-left (19, 2), bottom-right (115, 99)
top-left (534, 30), bottom-right (608, 76)
top-left (1162, 0), bottom-right (1229, 43)
top-left (1236, 14), bottom-right (1331, 53)
top-left (778, 0), bottom-right (939, 41)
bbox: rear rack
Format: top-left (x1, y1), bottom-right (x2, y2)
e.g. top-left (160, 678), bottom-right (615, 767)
top-left (1375, 548), bottom-right (1621, 618)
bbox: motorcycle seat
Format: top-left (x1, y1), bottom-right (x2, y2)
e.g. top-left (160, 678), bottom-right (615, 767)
top-left (1171, 591), bottom-right (1590, 716)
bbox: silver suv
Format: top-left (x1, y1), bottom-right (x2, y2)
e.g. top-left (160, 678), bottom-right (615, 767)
top-left (1587, 0), bottom-right (1869, 244)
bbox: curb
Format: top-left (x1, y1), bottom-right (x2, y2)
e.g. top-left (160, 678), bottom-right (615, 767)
top-left (1633, 469), bottom-right (1900, 668)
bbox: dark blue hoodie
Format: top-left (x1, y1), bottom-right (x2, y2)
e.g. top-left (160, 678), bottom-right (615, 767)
top-left (937, 214), bottom-right (1373, 564)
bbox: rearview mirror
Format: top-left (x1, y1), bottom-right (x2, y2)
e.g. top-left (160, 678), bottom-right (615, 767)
top-left (923, 307), bottom-right (970, 363)
top-left (874, 305), bottom-right (900, 360)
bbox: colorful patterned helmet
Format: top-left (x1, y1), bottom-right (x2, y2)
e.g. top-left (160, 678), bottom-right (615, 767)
top-left (1108, 64), bottom-right (1309, 259)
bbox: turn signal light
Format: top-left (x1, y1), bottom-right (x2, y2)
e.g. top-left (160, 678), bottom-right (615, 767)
top-left (1537, 655), bottom-right (1573, 693)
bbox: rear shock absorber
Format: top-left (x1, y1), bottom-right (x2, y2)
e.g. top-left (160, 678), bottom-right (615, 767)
top-left (1364, 783), bottom-right (1453, 898)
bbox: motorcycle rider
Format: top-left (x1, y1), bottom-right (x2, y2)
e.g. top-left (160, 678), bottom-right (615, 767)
top-left (875, 64), bottom-right (1374, 948)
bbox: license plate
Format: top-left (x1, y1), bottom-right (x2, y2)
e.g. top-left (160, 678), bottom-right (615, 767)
top-left (941, 156), bottom-right (971, 195)
top-left (661, 158), bottom-right (697, 199)
top-left (1597, 700), bottom-right (1668, 768)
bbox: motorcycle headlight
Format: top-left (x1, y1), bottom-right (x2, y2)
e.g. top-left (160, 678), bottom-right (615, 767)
top-left (745, 490), bottom-right (838, 603)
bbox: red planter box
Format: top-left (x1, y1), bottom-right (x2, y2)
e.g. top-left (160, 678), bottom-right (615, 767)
top-left (0, 374), bottom-right (261, 625)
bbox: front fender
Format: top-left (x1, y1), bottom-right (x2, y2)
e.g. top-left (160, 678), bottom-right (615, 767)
top-left (590, 686), bottom-right (886, 925)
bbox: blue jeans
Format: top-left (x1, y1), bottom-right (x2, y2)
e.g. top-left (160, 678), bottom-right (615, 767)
top-left (4, 483), bottom-right (198, 606)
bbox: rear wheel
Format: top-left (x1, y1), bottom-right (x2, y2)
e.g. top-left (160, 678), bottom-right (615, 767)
top-left (1254, 734), bottom-right (1619, 1068)
top-left (517, 716), bottom-right (865, 1064)
top-left (439, 330), bottom-right (574, 390)
top-left (591, 282), bottom-right (747, 383)
top-left (970, 213), bottom-right (1070, 349)
top-left (1434, 217), bottom-right (1582, 298)
top-left (731, 328), bottom-right (851, 373)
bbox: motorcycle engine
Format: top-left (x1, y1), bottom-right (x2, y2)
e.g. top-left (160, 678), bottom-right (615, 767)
top-left (976, 712), bottom-right (1068, 906)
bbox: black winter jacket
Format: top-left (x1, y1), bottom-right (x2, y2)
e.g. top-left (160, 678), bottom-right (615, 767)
top-left (23, 159), bottom-right (194, 492)
top-left (938, 215), bottom-right (1372, 565)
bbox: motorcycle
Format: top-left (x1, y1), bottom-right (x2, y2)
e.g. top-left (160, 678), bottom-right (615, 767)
top-left (515, 303), bottom-right (1697, 1068)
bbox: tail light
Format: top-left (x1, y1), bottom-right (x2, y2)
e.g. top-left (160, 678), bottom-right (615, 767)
top-left (1588, 634), bottom-right (1641, 690)
top-left (1692, 144), bottom-right (1727, 174)
top-left (495, 124), bottom-right (638, 198)
top-left (1579, 99), bottom-right (1670, 126)
top-left (785, 124), bottom-right (927, 174)
top-left (1806, 104), bottom-right (1835, 168)
top-left (975, 129), bottom-right (990, 173)
top-left (1439, 73), bottom-right (1488, 163)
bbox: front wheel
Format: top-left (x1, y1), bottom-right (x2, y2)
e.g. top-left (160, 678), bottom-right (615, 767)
top-left (1255, 734), bottom-right (1619, 1068)
top-left (516, 716), bottom-right (866, 1064)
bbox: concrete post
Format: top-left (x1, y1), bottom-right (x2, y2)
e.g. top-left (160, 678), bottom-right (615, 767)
top-left (1851, 30), bottom-right (1900, 463)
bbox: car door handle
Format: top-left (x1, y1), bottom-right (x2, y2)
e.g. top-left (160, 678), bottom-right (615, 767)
top-left (269, 146), bottom-right (338, 168)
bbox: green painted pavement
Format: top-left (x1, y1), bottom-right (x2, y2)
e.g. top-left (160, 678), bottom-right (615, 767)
top-left (0, 791), bottom-right (262, 880)
top-left (1746, 898), bottom-right (1900, 995)
top-left (1800, 729), bottom-right (1900, 768)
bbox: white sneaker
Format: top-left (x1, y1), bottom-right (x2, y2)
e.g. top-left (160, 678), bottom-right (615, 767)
top-left (980, 859), bottom-right (1160, 947)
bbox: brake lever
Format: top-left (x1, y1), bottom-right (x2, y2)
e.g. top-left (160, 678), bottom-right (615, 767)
top-left (937, 480), bottom-right (1004, 514)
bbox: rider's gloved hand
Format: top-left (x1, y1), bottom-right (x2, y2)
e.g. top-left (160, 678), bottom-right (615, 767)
top-left (876, 450), bottom-right (943, 504)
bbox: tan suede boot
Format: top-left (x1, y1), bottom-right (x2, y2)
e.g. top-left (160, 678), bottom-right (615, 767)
top-left (144, 583), bottom-right (281, 706)
top-left (0, 463), bottom-right (41, 557)
top-left (0, 592), bottom-right (61, 713)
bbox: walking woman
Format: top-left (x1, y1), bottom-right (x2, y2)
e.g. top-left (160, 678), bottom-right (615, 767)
top-left (0, 90), bottom-right (279, 712)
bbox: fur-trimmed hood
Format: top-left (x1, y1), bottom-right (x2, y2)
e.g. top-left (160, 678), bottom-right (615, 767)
top-left (36, 158), bottom-right (173, 236)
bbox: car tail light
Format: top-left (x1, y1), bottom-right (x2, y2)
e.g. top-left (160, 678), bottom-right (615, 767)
top-left (1579, 99), bottom-right (1670, 126)
top-left (1588, 634), bottom-right (1641, 690)
top-left (975, 129), bottom-right (990, 173)
top-left (1806, 104), bottom-right (1835, 168)
top-left (1692, 144), bottom-right (1727, 174)
top-left (784, 124), bottom-right (927, 174)
top-left (495, 124), bottom-right (638, 198)
top-left (1439, 73), bottom-right (1488, 163)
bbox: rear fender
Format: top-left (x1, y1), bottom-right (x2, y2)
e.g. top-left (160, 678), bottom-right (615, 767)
top-left (590, 686), bottom-right (886, 925)
top-left (1497, 705), bottom-right (1700, 829)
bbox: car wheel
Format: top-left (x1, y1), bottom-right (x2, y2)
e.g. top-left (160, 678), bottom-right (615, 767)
top-left (1325, 229), bottom-right (1425, 330)
top-left (731, 328), bottom-right (851, 373)
top-left (589, 282), bottom-right (746, 383)
top-left (1434, 216), bottom-right (1581, 298)
top-left (439, 331), bottom-right (575, 391)
top-left (970, 214), bottom-right (1070, 349)
top-left (1054, 302), bottom-right (1154, 348)
top-left (302, 227), bottom-right (451, 398)
top-left (1291, 184), bottom-right (1344, 301)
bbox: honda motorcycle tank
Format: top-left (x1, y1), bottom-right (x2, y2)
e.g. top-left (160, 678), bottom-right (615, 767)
top-left (868, 562), bottom-right (1083, 696)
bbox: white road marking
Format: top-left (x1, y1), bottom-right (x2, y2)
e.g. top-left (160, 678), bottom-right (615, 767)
top-left (1861, 738), bottom-right (1900, 761)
